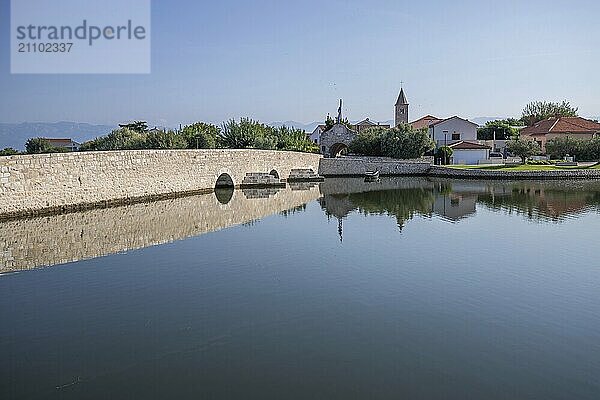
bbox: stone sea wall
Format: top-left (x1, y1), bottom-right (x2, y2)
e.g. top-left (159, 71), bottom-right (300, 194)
top-left (428, 165), bottom-right (600, 180)
top-left (0, 149), bottom-right (321, 217)
top-left (0, 185), bottom-right (320, 274)
top-left (319, 156), bottom-right (432, 176)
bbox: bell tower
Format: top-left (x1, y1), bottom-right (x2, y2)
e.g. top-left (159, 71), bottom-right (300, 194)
top-left (394, 86), bottom-right (409, 126)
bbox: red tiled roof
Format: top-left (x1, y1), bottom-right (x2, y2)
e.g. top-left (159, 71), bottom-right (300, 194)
top-left (521, 117), bottom-right (600, 136)
top-left (448, 141), bottom-right (491, 150)
top-left (42, 138), bottom-right (79, 145)
top-left (411, 115), bottom-right (442, 130)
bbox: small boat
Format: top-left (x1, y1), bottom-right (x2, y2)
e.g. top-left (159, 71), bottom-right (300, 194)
top-left (364, 169), bottom-right (380, 178)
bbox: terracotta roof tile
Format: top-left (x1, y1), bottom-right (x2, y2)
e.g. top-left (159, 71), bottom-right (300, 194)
top-left (521, 117), bottom-right (600, 136)
top-left (411, 115), bottom-right (442, 130)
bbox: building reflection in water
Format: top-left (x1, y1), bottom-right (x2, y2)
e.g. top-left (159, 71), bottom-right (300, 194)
top-left (318, 177), bottom-right (600, 240)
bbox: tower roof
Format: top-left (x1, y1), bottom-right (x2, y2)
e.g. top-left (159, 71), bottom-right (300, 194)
top-left (395, 88), bottom-right (408, 105)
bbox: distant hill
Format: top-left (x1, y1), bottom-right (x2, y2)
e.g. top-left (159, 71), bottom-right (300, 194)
top-left (0, 122), bottom-right (114, 150)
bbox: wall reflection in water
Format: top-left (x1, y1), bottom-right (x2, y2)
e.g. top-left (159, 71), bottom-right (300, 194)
top-left (0, 185), bottom-right (321, 274)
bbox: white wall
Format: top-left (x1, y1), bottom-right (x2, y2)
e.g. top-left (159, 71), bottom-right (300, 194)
top-left (429, 118), bottom-right (478, 146)
top-left (452, 149), bottom-right (489, 165)
top-left (309, 127), bottom-right (322, 144)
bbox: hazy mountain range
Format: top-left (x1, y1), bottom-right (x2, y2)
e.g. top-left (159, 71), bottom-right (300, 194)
top-left (0, 122), bottom-right (114, 150)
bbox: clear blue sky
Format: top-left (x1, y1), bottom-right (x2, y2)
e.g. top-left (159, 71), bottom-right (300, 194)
top-left (1, 0), bottom-right (598, 126)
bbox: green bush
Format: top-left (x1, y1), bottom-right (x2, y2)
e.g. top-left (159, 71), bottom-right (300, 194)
top-left (380, 124), bottom-right (434, 159)
top-left (348, 124), bottom-right (433, 159)
top-left (506, 138), bottom-right (541, 163)
top-left (181, 122), bottom-right (221, 149)
top-left (25, 138), bottom-right (69, 154)
top-left (80, 128), bottom-right (147, 151)
top-left (545, 136), bottom-right (600, 161)
top-left (437, 146), bottom-right (453, 165)
top-left (348, 127), bottom-right (384, 156)
top-left (79, 119), bottom-right (319, 154)
top-left (0, 148), bottom-right (20, 156)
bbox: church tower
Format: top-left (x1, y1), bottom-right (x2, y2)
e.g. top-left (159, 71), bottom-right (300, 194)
top-left (394, 87), bottom-right (409, 126)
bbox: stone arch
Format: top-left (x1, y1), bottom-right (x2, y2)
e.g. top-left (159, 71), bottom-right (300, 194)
top-left (269, 169), bottom-right (280, 179)
top-left (329, 143), bottom-right (349, 158)
top-left (215, 173), bottom-right (234, 188)
top-left (214, 187), bottom-right (234, 204)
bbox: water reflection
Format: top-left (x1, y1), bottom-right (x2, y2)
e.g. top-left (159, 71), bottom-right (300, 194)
top-left (318, 177), bottom-right (600, 232)
top-left (3, 177), bottom-right (600, 274)
top-left (0, 185), bottom-right (320, 274)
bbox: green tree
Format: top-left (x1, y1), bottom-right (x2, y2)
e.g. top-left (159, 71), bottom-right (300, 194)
top-left (348, 127), bottom-right (385, 156)
top-left (272, 125), bottom-right (319, 153)
top-left (79, 128), bottom-right (146, 151)
top-left (0, 148), bottom-right (20, 156)
top-left (348, 124), bottom-right (433, 159)
top-left (144, 129), bottom-right (187, 149)
top-left (181, 122), bottom-right (221, 149)
top-left (324, 114), bottom-right (335, 131)
top-left (521, 101), bottom-right (578, 126)
top-left (437, 146), bottom-right (453, 165)
top-left (477, 119), bottom-right (523, 140)
top-left (544, 136), bottom-right (580, 159)
top-left (25, 138), bottom-right (54, 154)
top-left (506, 138), bottom-right (541, 162)
top-left (220, 118), bottom-right (274, 149)
top-left (380, 124), bottom-right (434, 159)
top-left (118, 121), bottom-right (148, 133)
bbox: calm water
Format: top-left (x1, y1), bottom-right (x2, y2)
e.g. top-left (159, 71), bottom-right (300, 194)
top-left (2, 178), bottom-right (600, 399)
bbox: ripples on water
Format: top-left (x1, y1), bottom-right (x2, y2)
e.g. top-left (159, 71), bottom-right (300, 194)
top-left (1, 178), bottom-right (600, 399)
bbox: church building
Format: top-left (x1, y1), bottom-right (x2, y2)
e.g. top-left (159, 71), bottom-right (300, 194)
top-left (394, 87), bottom-right (409, 126)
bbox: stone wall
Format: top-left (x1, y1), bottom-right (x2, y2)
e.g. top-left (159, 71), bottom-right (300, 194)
top-left (0, 185), bottom-right (320, 274)
top-left (428, 165), bottom-right (600, 180)
top-left (0, 149), bottom-right (321, 218)
top-left (319, 156), bottom-right (432, 176)
top-left (319, 123), bottom-right (357, 156)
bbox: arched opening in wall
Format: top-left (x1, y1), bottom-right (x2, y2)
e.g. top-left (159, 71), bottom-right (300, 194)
top-left (329, 143), bottom-right (349, 158)
top-left (214, 173), bottom-right (234, 204)
top-left (215, 187), bottom-right (234, 204)
top-left (215, 173), bottom-right (234, 188)
top-left (269, 169), bottom-right (279, 179)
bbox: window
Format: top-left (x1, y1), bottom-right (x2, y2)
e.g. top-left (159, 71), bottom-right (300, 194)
top-left (452, 133), bottom-right (460, 141)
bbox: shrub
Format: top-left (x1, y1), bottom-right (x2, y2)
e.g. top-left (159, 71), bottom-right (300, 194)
top-left (437, 146), bottom-right (453, 165)
top-left (380, 124), bottom-right (434, 159)
top-left (181, 122), bottom-right (221, 149)
top-left (25, 138), bottom-right (69, 154)
top-left (506, 138), bottom-right (541, 163)
top-left (349, 124), bottom-right (433, 159)
top-left (545, 136), bottom-right (580, 159)
top-left (348, 127), bottom-right (385, 156)
top-left (0, 147), bottom-right (20, 156)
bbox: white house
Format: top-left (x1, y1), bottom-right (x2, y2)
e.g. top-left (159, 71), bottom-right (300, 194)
top-left (309, 125), bottom-right (326, 145)
top-left (429, 116), bottom-right (478, 147)
top-left (448, 141), bottom-right (491, 165)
